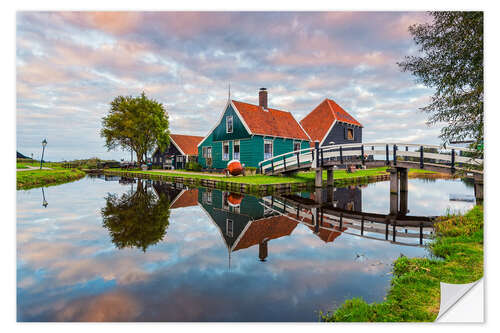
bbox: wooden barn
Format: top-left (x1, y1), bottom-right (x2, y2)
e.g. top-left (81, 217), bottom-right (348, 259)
top-left (197, 88), bottom-right (311, 170)
top-left (300, 98), bottom-right (363, 147)
top-left (152, 134), bottom-right (203, 169)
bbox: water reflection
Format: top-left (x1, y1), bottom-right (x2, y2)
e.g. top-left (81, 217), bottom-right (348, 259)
top-left (101, 179), bottom-right (171, 252)
top-left (17, 176), bottom-right (476, 322)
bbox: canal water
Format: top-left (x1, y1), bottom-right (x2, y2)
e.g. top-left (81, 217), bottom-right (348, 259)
top-left (16, 175), bottom-right (475, 322)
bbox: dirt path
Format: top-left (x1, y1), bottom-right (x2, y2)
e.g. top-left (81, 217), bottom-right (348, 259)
top-left (17, 166), bottom-right (53, 172)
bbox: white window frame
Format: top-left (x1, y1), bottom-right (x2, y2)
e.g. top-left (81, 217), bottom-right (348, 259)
top-left (293, 141), bottom-right (301, 151)
top-left (233, 140), bottom-right (240, 161)
top-left (226, 115), bottom-right (233, 134)
top-left (203, 146), bottom-right (212, 159)
top-left (264, 139), bottom-right (273, 160)
top-left (222, 141), bottom-right (230, 161)
top-left (226, 219), bottom-right (234, 237)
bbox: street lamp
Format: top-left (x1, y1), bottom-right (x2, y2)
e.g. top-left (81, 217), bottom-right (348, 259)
top-left (40, 139), bottom-right (47, 170)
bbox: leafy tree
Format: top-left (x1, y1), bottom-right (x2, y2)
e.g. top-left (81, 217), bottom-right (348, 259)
top-left (398, 12), bottom-right (483, 148)
top-left (101, 179), bottom-right (171, 252)
top-left (101, 92), bottom-right (170, 165)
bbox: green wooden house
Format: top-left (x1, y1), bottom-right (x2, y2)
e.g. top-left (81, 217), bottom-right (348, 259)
top-left (197, 88), bottom-right (311, 170)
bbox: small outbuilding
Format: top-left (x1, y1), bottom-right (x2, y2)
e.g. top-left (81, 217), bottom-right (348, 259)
top-left (152, 134), bottom-right (204, 169)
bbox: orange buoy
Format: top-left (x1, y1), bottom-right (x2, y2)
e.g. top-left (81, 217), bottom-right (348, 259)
top-left (227, 193), bottom-right (244, 207)
top-left (227, 160), bottom-right (243, 176)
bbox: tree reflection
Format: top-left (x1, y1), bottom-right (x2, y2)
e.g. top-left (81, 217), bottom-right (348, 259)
top-left (101, 180), bottom-right (171, 252)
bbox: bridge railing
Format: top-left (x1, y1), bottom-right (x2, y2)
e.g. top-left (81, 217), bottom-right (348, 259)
top-left (258, 142), bottom-right (483, 174)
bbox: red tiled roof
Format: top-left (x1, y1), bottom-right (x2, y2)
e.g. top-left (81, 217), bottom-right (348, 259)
top-left (170, 189), bottom-right (199, 209)
top-left (170, 134), bottom-right (204, 156)
top-left (300, 99), bottom-right (362, 143)
top-left (232, 100), bottom-right (310, 140)
top-left (233, 215), bottom-right (298, 251)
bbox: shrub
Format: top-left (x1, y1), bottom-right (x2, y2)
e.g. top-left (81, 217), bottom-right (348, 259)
top-left (185, 161), bottom-right (202, 172)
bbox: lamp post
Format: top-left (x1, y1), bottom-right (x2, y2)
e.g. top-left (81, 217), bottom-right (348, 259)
top-left (40, 139), bottom-right (47, 169)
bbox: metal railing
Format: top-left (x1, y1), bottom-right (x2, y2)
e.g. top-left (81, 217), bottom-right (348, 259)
top-left (258, 142), bottom-right (483, 175)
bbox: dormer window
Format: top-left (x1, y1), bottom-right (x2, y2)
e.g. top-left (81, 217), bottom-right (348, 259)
top-left (226, 116), bottom-right (233, 133)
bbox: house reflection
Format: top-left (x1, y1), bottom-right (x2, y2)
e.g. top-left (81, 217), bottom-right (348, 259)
top-left (197, 188), bottom-right (298, 264)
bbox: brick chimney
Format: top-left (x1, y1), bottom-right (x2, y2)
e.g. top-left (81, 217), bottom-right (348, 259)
top-left (259, 88), bottom-right (268, 109)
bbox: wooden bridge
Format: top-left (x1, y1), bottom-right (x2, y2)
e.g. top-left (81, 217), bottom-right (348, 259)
top-left (258, 142), bottom-right (483, 204)
top-left (258, 142), bottom-right (482, 176)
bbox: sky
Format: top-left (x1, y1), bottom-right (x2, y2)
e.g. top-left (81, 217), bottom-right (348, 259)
top-left (16, 11), bottom-right (439, 162)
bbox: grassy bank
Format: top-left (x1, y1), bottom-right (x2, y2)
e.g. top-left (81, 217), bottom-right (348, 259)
top-left (321, 205), bottom-right (483, 322)
top-left (17, 168), bottom-right (86, 190)
top-left (101, 167), bottom-right (402, 185)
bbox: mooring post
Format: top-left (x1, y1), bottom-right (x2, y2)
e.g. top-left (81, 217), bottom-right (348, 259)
top-left (327, 168), bottom-right (334, 186)
top-left (419, 223), bottom-right (423, 245)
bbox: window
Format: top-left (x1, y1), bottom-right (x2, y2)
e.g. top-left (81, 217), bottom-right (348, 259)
top-left (233, 140), bottom-right (240, 160)
top-left (223, 141), bottom-right (230, 161)
top-left (347, 128), bottom-right (354, 140)
top-left (293, 141), bottom-right (301, 151)
top-left (226, 116), bottom-right (233, 133)
top-left (176, 155), bottom-right (184, 162)
top-left (226, 219), bottom-right (234, 237)
top-left (264, 139), bottom-right (273, 159)
top-left (203, 146), bottom-right (212, 158)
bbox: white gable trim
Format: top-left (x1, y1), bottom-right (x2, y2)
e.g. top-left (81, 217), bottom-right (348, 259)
top-left (319, 119), bottom-right (337, 146)
top-left (197, 99), bottom-right (254, 148)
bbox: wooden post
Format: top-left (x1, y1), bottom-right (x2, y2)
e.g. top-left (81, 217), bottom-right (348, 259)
top-left (385, 222), bottom-right (389, 240)
top-left (321, 148), bottom-right (324, 167)
top-left (315, 141), bottom-right (320, 168)
top-left (361, 145), bottom-right (365, 165)
top-left (271, 160), bottom-right (274, 173)
top-left (296, 152), bottom-right (300, 168)
top-left (327, 169), bottom-right (334, 186)
top-left (315, 169), bottom-right (323, 187)
top-left (283, 155), bottom-right (287, 171)
top-left (419, 224), bottom-right (423, 245)
top-left (389, 168), bottom-right (399, 215)
top-left (392, 223), bottom-right (396, 242)
top-left (339, 146), bottom-right (343, 165)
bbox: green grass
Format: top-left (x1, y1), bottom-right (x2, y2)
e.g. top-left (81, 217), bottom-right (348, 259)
top-left (106, 167), bottom-right (391, 185)
top-left (320, 205), bottom-right (483, 322)
top-left (17, 168), bottom-right (86, 190)
top-left (16, 163), bottom-right (30, 169)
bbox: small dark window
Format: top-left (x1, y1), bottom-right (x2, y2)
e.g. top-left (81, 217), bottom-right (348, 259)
top-left (294, 142), bottom-right (301, 151)
top-left (347, 128), bottom-right (354, 140)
